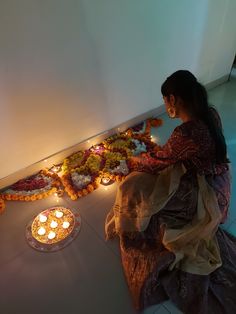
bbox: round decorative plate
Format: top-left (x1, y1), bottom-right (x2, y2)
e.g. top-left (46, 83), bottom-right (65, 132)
top-left (25, 206), bottom-right (81, 252)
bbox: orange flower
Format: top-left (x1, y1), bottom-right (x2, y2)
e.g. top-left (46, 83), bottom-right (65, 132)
top-left (12, 194), bottom-right (19, 201)
top-left (70, 194), bottom-right (77, 201)
top-left (150, 118), bottom-right (163, 127)
top-left (0, 199), bottom-right (5, 214)
top-left (30, 195), bottom-right (37, 201)
top-left (25, 196), bottom-right (31, 201)
top-left (82, 189), bottom-right (88, 196)
top-left (67, 187), bottom-right (74, 194)
top-left (5, 195), bottom-right (12, 201)
top-left (87, 184), bottom-right (94, 193)
top-left (77, 191), bottom-right (83, 198)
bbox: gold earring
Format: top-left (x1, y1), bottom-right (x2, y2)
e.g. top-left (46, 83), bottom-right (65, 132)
top-left (167, 107), bottom-right (176, 119)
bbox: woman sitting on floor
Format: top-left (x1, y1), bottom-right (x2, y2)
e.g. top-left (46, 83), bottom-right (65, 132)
top-left (105, 70), bottom-right (236, 314)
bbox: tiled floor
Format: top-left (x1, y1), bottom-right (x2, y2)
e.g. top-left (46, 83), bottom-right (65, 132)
top-left (0, 70), bottom-right (236, 314)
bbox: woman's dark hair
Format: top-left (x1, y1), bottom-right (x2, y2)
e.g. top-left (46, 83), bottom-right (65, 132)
top-left (161, 70), bottom-right (229, 164)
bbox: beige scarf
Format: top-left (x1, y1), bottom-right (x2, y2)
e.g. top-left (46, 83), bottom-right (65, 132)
top-left (105, 163), bottom-right (222, 275)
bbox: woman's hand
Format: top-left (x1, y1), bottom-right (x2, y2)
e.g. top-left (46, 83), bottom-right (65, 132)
top-left (128, 152), bottom-right (160, 174)
top-left (128, 156), bottom-right (144, 171)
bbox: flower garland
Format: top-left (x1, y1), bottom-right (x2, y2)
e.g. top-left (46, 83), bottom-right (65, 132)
top-left (0, 199), bottom-right (5, 214)
top-left (0, 170), bottom-right (61, 202)
top-left (128, 118), bottom-right (163, 136)
top-left (61, 170), bottom-right (100, 200)
top-left (57, 119), bottom-right (162, 200)
top-left (62, 151), bottom-right (86, 174)
top-left (0, 117), bottom-right (163, 205)
top-left (61, 153), bottom-right (103, 200)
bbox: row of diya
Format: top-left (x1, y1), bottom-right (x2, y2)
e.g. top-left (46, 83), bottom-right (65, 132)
top-left (0, 118), bottom-right (162, 212)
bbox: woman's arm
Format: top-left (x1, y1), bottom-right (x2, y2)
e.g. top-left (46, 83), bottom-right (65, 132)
top-left (129, 125), bottom-right (199, 173)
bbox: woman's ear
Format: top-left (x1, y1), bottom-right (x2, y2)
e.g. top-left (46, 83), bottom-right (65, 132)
top-left (169, 94), bottom-right (176, 106)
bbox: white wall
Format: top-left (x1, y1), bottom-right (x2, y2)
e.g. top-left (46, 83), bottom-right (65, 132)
top-left (196, 0), bottom-right (236, 83)
top-left (0, 0), bottom-right (235, 179)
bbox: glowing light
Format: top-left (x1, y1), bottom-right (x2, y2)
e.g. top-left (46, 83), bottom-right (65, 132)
top-left (48, 231), bottom-right (56, 240)
top-left (151, 135), bottom-right (156, 142)
top-left (55, 211), bottom-right (63, 218)
top-left (62, 221), bottom-right (70, 229)
top-left (50, 164), bottom-right (61, 173)
top-left (38, 227), bottom-right (46, 236)
top-left (39, 214), bottom-right (47, 223)
top-left (31, 207), bottom-right (75, 245)
top-left (27, 206), bottom-right (81, 252)
top-left (50, 220), bottom-right (58, 229)
top-left (101, 177), bottom-right (110, 185)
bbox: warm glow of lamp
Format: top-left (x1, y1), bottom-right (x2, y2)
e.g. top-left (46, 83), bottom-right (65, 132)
top-left (151, 135), bottom-right (156, 142)
top-left (48, 231), bottom-right (56, 240)
top-left (62, 221), bottom-right (70, 229)
top-left (101, 177), bottom-right (110, 185)
top-left (50, 220), bottom-right (58, 229)
top-left (31, 207), bottom-right (76, 245)
top-left (55, 210), bottom-right (63, 218)
top-left (38, 227), bottom-right (46, 236)
top-left (39, 214), bottom-right (47, 223)
top-left (50, 164), bottom-right (61, 173)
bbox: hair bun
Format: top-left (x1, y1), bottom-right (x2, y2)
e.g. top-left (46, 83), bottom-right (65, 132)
top-left (167, 70), bottom-right (197, 84)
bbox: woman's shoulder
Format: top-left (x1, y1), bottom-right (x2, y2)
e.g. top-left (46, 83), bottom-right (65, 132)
top-left (173, 120), bottom-right (205, 137)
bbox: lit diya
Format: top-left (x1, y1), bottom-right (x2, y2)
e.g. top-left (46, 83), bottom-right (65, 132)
top-left (26, 206), bottom-right (81, 252)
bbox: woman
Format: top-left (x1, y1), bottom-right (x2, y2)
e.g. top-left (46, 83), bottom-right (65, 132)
top-left (105, 70), bottom-right (236, 314)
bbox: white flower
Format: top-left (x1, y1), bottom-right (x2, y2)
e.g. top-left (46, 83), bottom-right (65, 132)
top-left (110, 160), bottom-right (129, 175)
top-left (71, 173), bottom-right (91, 189)
top-left (131, 139), bottom-right (147, 156)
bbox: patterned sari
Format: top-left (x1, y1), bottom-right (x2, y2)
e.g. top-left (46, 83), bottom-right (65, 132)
top-left (105, 119), bottom-right (235, 314)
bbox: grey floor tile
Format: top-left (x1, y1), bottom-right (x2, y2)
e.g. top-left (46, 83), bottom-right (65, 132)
top-left (64, 183), bottom-right (120, 256)
top-left (143, 304), bottom-right (162, 314)
top-left (154, 304), bottom-right (171, 313)
top-left (0, 196), bottom-right (69, 266)
top-left (0, 209), bottom-right (136, 314)
top-left (162, 300), bottom-right (183, 313)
